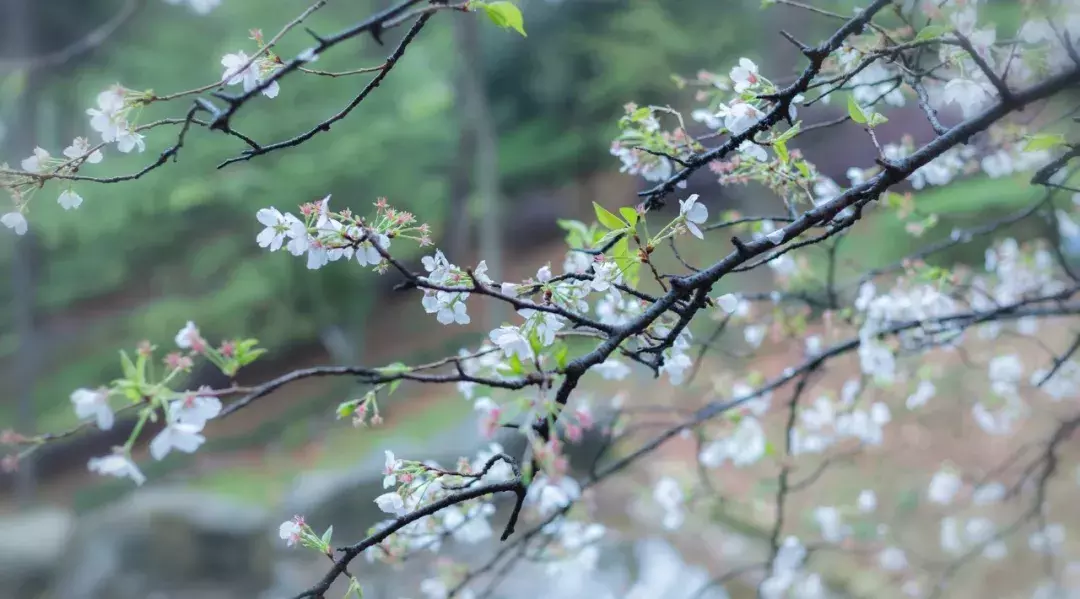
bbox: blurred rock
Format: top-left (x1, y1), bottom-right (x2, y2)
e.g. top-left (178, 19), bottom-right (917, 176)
top-left (0, 507), bottom-right (74, 598)
top-left (48, 488), bottom-right (272, 599)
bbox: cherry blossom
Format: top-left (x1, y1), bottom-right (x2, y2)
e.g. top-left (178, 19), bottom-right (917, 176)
top-left (489, 325), bottom-right (532, 360)
top-left (20, 147), bottom-right (50, 173)
top-left (928, 468), bottom-right (962, 505)
top-left (70, 388), bottom-right (114, 430)
top-left (653, 477), bottom-right (685, 530)
top-left (279, 516), bottom-right (305, 547)
top-left (149, 419), bottom-right (207, 460)
top-left (58, 190), bottom-right (84, 210)
top-left (375, 491), bottom-right (407, 516)
top-left (169, 394), bottom-right (222, 426)
top-left (594, 358), bottom-right (631, 380)
top-left (383, 450), bottom-right (401, 488)
top-left (256, 208), bottom-right (297, 251)
top-left (63, 137), bottom-right (103, 162)
top-left (730, 57), bottom-right (760, 93)
top-left (175, 320), bottom-right (205, 350)
top-left (857, 489), bottom-right (877, 512)
top-left (2, 212), bottom-right (28, 236)
top-left (942, 78), bottom-right (994, 119)
top-left (87, 87), bottom-right (126, 143)
top-left (222, 51), bottom-right (280, 98)
top-left (878, 547), bottom-right (908, 571)
top-left (88, 453), bottom-right (145, 486)
top-left (678, 194), bottom-right (708, 239)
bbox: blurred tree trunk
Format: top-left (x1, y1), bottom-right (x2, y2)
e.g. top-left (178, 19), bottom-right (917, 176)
top-left (453, 15), bottom-right (503, 327)
top-left (445, 98), bottom-right (475, 259)
top-left (5, 0), bottom-right (41, 507)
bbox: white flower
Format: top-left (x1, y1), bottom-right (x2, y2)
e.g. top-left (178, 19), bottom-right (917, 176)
top-left (1029, 524), bottom-right (1065, 554)
top-left (737, 140), bottom-right (767, 161)
top-left (489, 325), bottom-right (532, 360)
top-left (115, 128), bottom-right (145, 153)
top-left (717, 101), bottom-right (764, 135)
top-left (659, 350), bottom-right (692, 385)
top-left (906, 380), bottom-right (936, 409)
top-left (375, 492), bottom-right (407, 515)
top-left (279, 519), bottom-right (303, 547)
top-left (594, 358), bottom-right (631, 380)
top-left (63, 137), bottom-right (103, 164)
top-left (443, 504), bottom-right (495, 544)
top-left (382, 450), bottom-right (400, 488)
top-left (878, 546), bottom-right (907, 571)
top-left (88, 453), bottom-right (145, 485)
top-left (928, 468), bottom-right (962, 505)
top-left (730, 57), bottom-right (760, 93)
top-left (175, 320), bottom-right (201, 349)
top-left (256, 207), bottom-right (293, 251)
top-left (221, 51), bottom-right (279, 98)
top-left (716, 293), bottom-right (739, 314)
top-left (679, 194), bottom-right (708, 239)
top-left (20, 147), bottom-right (50, 173)
top-left (653, 476), bottom-right (683, 509)
top-left (526, 475), bottom-right (580, 516)
top-left (972, 482), bottom-right (1005, 506)
top-left (71, 388), bottom-right (114, 430)
top-left (58, 190), bottom-right (83, 210)
top-left (87, 87), bottom-right (126, 142)
top-left (2, 212), bottom-right (28, 236)
top-left (168, 394), bottom-right (221, 426)
top-left (942, 79), bottom-right (993, 119)
top-left (858, 489), bottom-right (877, 512)
top-left (989, 354), bottom-right (1023, 397)
top-left (437, 296), bottom-right (471, 325)
top-left (814, 506), bottom-right (846, 542)
top-left (653, 477), bottom-right (685, 530)
top-left (150, 420), bottom-right (206, 460)
top-left (519, 308), bottom-right (564, 347)
top-left (744, 324), bottom-right (766, 347)
top-left (422, 250), bottom-right (452, 283)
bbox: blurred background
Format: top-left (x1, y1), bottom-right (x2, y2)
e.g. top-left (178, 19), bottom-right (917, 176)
top-left (0, 1), bottom-right (1067, 598)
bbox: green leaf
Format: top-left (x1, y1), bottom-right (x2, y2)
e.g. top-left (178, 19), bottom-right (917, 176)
top-left (553, 343), bottom-right (570, 369)
top-left (508, 353), bottom-right (525, 375)
top-left (336, 399), bottom-right (359, 419)
top-left (763, 440), bottom-right (776, 457)
top-left (120, 350), bottom-right (138, 382)
top-left (774, 140), bottom-right (789, 164)
top-left (321, 525), bottom-right (334, 547)
top-left (593, 201), bottom-right (627, 231)
top-left (794, 160), bottom-right (812, 178)
top-left (629, 106), bottom-right (652, 122)
top-left (619, 206), bottom-right (639, 227)
top-left (867, 111), bottom-right (889, 127)
top-left (915, 24), bottom-right (950, 41)
top-left (477, 1), bottom-right (526, 37)
top-left (773, 122), bottom-right (801, 143)
top-left (847, 95), bottom-right (867, 124)
top-left (376, 362), bottom-right (411, 375)
top-left (236, 348), bottom-right (266, 367)
top-left (1024, 133), bottom-right (1066, 152)
top-left (387, 379), bottom-right (402, 395)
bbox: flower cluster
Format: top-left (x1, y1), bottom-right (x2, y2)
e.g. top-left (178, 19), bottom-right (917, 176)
top-left (257, 196), bottom-right (427, 270)
top-left (78, 321), bottom-right (263, 485)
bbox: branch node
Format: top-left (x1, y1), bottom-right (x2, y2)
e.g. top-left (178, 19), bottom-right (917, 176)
top-left (731, 235), bottom-right (750, 255)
